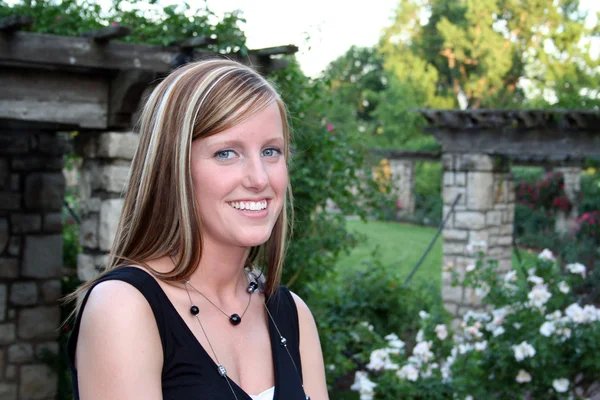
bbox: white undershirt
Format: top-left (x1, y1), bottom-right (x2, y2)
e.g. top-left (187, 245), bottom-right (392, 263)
top-left (248, 386), bottom-right (275, 400)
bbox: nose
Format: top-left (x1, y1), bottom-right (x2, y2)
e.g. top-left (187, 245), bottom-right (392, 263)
top-left (242, 155), bottom-right (269, 191)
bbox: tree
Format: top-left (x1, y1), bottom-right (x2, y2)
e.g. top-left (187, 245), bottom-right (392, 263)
top-left (380, 0), bottom-right (600, 109)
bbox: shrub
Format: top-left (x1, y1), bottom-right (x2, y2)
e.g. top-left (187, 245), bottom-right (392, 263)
top-left (308, 254), bottom-right (446, 395)
top-left (349, 247), bottom-right (600, 400)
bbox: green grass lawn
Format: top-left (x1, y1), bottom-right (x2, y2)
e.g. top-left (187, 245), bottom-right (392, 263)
top-left (335, 219), bottom-right (443, 288)
top-left (335, 219), bottom-right (538, 291)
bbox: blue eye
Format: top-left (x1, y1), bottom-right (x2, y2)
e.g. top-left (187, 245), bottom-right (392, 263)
top-left (262, 148), bottom-right (282, 157)
top-left (215, 150), bottom-right (235, 160)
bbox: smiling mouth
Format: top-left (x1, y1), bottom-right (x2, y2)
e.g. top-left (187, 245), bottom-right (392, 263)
top-left (228, 200), bottom-right (268, 211)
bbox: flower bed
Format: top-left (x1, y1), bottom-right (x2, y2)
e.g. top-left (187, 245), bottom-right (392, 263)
top-left (350, 247), bottom-right (600, 400)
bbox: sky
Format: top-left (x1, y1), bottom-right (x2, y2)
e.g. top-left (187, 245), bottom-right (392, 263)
top-left (201, 0), bottom-right (600, 78)
top-left (202, 0), bottom-right (399, 77)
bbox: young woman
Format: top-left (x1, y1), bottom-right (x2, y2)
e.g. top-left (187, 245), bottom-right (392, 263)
top-left (67, 59), bottom-right (328, 400)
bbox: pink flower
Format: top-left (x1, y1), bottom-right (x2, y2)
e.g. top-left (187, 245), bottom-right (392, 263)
top-left (326, 124), bottom-right (334, 132)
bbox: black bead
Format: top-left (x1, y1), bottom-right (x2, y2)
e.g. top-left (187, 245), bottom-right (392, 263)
top-left (247, 281), bottom-right (259, 293)
top-left (190, 305), bottom-right (199, 316)
top-left (229, 314), bottom-right (241, 325)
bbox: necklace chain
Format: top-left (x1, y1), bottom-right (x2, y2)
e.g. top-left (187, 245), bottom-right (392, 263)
top-left (182, 280), bottom-right (310, 400)
top-left (185, 280), bottom-right (253, 325)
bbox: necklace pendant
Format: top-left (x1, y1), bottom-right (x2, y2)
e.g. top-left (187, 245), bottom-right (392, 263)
top-left (190, 305), bottom-right (199, 315)
top-left (229, 313), bottom-right (241, 326)
top-left (217, 364), bottom-right (227, 378)
top-left (247, 281), bottom-right (258, 293)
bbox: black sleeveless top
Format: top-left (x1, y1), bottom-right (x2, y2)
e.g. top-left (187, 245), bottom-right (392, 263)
top-left (67, 267), bottom-right (306, 400)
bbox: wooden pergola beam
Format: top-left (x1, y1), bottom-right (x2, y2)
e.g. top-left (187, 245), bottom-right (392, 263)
top-left (252, 45), bottom-right (298, 57)
top-left (81, 25), bottom-right (131, 42)
top-left (173, 36), bottom-right (218, 49)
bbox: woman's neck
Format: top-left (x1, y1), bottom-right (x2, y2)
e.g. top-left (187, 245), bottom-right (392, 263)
top-left (186, 238), bottom-right (251, 301)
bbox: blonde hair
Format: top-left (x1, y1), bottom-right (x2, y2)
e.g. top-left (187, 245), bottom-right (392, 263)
top-left (73, 59), bottom-right (292, 304)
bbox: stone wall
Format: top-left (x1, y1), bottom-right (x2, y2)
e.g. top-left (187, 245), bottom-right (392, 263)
top-left (554, 166), bottom-right (581, 234)
top-left (441, 153), bottom-right (515, 319)
top-left (388, 159), bottom-right (415, 216)
top-left (0, 130), bottom-right (68, 400)
top-left (76, 132), bottom-right (138, 281)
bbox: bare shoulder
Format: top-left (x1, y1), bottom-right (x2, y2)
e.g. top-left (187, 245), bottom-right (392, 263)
top-left (289, 290), bottom-right (329, 399)
top-left (76, 279), bottom-right (163, 399)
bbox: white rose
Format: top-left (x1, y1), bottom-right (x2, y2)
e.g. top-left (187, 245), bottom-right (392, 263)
top-left (565, 303), bottom-right (586, 324)
top-left (419, 310), bottom-right (430, 320)
top-left (512, 341), bottom-right (536, 362)
top-left (528, 284), bottom-right (552, 308)
top-left (516, 369), bottom-right (532, 383)
top-left (435, 324), bottom-right (448, 340)
top-left (539, 321), bottom-right (556, 337)
top-left (558, 281), bottom-right (570, 294)
top-left (552, 378), bottom-right (569, 393)
top-left (397, 364), bottom-right (419, 382)
top-left (350, 371), bottom-right (377, 400)
top-left (538, 248), bottom-right (556, 261)
top-left (466, 263), bottom-right (476, 272)
top-left (566, 263), bottom-right (586, 278)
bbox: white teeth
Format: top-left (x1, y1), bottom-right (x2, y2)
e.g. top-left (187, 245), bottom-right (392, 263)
top-left (229, 200), bottom-right (267, 211)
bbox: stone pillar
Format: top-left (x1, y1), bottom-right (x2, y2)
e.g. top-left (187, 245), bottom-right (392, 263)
top-left (554, 167), bottom-right (581, 234)
top-left (441, 153), bottom-right (515, 318)
top-left (0, 130), bottom-right (68, 400)
top-left (77, 132), bottom-right (138, 281)
top-left (388, 159), bottom-right (416, 216)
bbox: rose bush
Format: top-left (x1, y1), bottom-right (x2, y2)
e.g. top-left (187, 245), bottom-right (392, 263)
top-left (349, 246), bottom-right (600, 400)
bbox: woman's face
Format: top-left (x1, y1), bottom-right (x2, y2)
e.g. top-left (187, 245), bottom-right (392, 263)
top-left (190, 102), bottom-right (288, 250)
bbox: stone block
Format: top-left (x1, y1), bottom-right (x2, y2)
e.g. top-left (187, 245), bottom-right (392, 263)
top-left (441, 154), bottom-right (455, 171)
top-left (40, 280), bottom-right (61, 303)
top-left (0, 258), bottom-right (18, 278)
top-left (485, 211), bottom-right (502, 226)
top-left (83, 197), bottom-right (102, 214)
top-left (42, 213), bottom-right (63, 233)
top-left (499, 224), bottom-right (513, 236)
top-left (8, 343), bottom-right (33, 363)
top-left (25, 173), bottom-right (65, 211)
top-left (0, 158), bottom-right (7, 190)
top-left (95, 254), bottom-right (109, 269)
top-left (10, 213), bottom-right (41, 234)
top-left (443, 302), bottom-right (458, 316)
top-left (37, 133), bottom-right (70, 156)
top-left (496, 236), bottom-right (513, 246)
top-left (9, 174), bottom-right (19, 192)
top-left (17, 306), bottom-right (60, 340)
top-left (5, 365), bottom-right (16, 380)
top-left (455, 172), bottom-right (466, 186)
top-left (9, 282), bottom-right (38, 306)
top-left (444, 242), bottom-right (466, 256)
top-left (99, 199), bottom-right (123, 251)
top-left (454, 211), bottom-right (486, 230)
top-left (467, 172), bottom-right (494, 210)
top-left (0, 192), bottom-right (21, 211)
top-left (7, 238), bottom-right (20, 256)
top-left (0, 324), bottom-right (15, 345)
top-left (0, 383), bottom-right (17, 400)
top-left (36, 342), bottom-right (59, 359)
top-left (0, 133), bottom-right (28, 154)
top-left (497, 258), bottom-right (512, 273)
top-left (442, 284), bottom-right (464, 304)
top-left (23, 235), bottom-right (63, 278)
top-left (79, 215), bottom-right (98, 249)
top-left (443, 229), bottom-right (468, 241)
top-left (457, 154), bottom-right (495, 172)
top-left (488, 246), bottom-right (511, 258)
top-left (12, 156), bottom-right (64, 171)
top-left (443, 172), bottom-right (454, 186)
top-left (443, 186), bottom-right (466, 205)
top-left (78, 253), bottom-right (99, 282)
top-left (468, 230), bottom-right (489, 246)
top-left (19, 364), bottom-right (58, 399)
top-left (0, 218), bottom-right (7, 253)
top-left (0, 285), bottom-right (5, 322)
top-left (98, 132), bottom-right (139, 160)
top-left (101, 164), bottom-right (130, 193)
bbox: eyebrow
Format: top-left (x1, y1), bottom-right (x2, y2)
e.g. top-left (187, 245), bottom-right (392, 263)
top-left (205, 136), bottom-right (284, 148)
